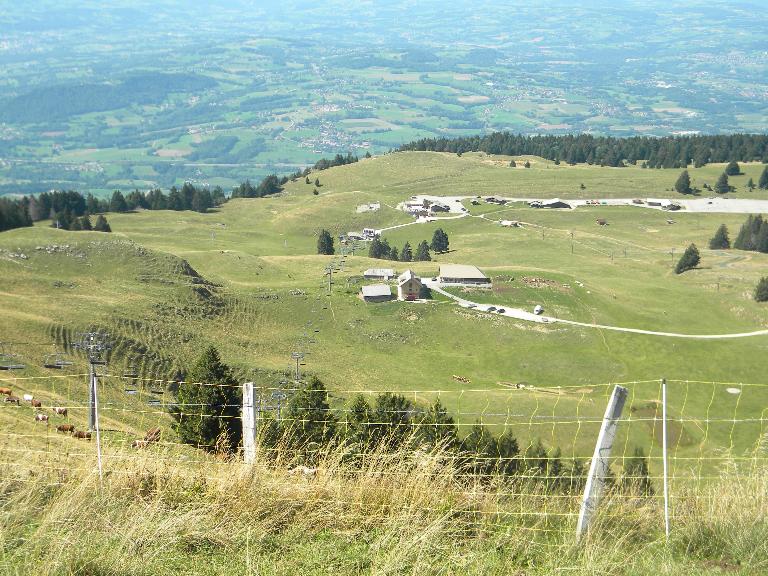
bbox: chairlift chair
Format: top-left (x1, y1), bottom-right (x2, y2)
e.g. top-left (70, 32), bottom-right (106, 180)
top-left (43, 352), bottom-right (73, 370)
top-left (0, 345), bottom-right (25, 370)
top-left (123, 364), bottom-right (139, 378)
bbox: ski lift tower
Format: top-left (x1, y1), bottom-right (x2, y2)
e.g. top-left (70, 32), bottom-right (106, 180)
top-left (73, 332), bottom-right (111, 431)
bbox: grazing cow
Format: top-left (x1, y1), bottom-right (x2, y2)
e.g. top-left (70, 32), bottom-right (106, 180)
top-left (22, 393), bottom-right (34, 402)
top-left (143, 427), bottom-right (161, 443)
top-left (31, 399), bottom-right (42, 408)
top-left (52, 407), bottom-right (68, 416)
top-left (4, 395), bottom-right (20, 405)
top-left (131, 440), bottom-right (148, 449)
top-left (288, 465), bottom-right (318, 478)
top-left (35, 414), bottom-right (49, 423)
top-left (0, 387), bottom-right (12, 396)
top-left (73, 430), bottom-right (92, 440)
top-left (56, 424), bottom-right (75, 434)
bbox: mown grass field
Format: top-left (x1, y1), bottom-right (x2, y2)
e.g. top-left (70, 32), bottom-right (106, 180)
top-left (1, 152), bottom-right (767, 477)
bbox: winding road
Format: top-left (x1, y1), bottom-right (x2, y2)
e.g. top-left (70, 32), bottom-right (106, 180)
top-left (427, 282), bottom-right (768, 340)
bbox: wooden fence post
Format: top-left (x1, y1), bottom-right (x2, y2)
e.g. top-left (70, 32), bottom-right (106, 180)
top-left (576, 384), bottom-right (628, 541)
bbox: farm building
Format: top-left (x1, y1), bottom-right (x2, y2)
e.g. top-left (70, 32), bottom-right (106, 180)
top-left (397, 270), bottom-right (423, 301)
top-left (360, 284), bottom-right (393, 303)
top-left (438, 264), bottom-right (491, 286)
top-left (529, 199), bottom-right (572, 209)
top-left (364, 268), bottom-right (395, 280)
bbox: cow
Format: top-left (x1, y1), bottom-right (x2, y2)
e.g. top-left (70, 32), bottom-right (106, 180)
top-left (35, 414), bottom-right (49, 423)
top-left (56, 424), bottom-right (75, 434)
top-left (0, 387), bottom-right (12, 396)
top-left (22, 393), bottom-right (34, 402)
top-left (131, 440), bottom-right (149, 449)
top-left (4, 395), bottom-right (20, 405)
top-left (52, 407), bottom-right (68, 416)
top-left (73, 430), bottom-right (92, 440)
top-left (31, 399), bottom-right (42, 408)
top-left (143, 427), bottom-right (161, 443)
top-left (288, 465), bottom-right (318, 478)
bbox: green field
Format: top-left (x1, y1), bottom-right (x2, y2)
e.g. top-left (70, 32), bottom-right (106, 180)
top-left (2, 153), bottom-right (767, 480)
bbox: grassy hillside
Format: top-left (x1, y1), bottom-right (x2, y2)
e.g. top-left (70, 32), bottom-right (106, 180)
top-left (1, 152), bottom-right (767, 472)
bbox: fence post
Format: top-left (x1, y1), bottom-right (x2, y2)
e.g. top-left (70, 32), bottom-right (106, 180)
top-left (576, 384), bottom-right (628, 541)
top-left (242, 382), bottom-right (256, 464)
top-left (662, 378), bottom-right (670, 539)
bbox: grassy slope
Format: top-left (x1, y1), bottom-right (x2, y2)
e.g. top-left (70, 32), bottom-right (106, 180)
top-left (1, 152), bottom-right (767, 473)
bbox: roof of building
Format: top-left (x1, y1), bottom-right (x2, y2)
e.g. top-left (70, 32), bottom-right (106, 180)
top-left (439, 264), bottom-right (488, 280)
top-left (361, 284), bottom-right (392, 298)
top-left (364, 268), bottom-right (394, 277)
top-left (398, 269), bottom-right (420, 285)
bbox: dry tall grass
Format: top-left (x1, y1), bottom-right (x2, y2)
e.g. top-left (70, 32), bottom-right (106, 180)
top-left (1, 441), bottom-right (766, 575)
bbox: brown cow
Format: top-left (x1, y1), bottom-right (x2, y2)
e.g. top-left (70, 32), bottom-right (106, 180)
top-left (31, 399), bottom-right (42, 408)
top-left (4, 395), bottom-right (20, 405)
top-left (52, 407), bottom-right (68, 416)
top-left (73, 430), bottom-right (92, 440)
top-left (144, 427), bottom-right (161, 443)
top-left (35, 414), bottom-right (49, 423)
top-left (0, 387), bottom-right (12, 396)
top-left (56, 423), bottom-right (75, 433)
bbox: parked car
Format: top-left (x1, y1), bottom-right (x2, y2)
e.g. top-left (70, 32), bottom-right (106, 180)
top-left (487, 306), bottom-right (497, 312)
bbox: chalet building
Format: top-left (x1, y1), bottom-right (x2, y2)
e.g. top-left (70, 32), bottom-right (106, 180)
top-left (438, 264), bottom-right (491, 286)
top-left (397, 270), bottom-right (422, 301)
top-left (364, 268), bottom-right (395, 280)
top-left (360, 284), bottom-right (393, 303)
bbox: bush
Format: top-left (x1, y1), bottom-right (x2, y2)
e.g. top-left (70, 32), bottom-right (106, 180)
top-left (755, 277), bottom-right (768, 302)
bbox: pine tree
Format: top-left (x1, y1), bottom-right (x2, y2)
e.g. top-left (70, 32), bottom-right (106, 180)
top-left (173, 346), bottom-right (242, 453)
top-left (714, 173), bottom-right (730, 194)
top-left (93, 214), bottom-right (111, 232)
top-left (755, 277), bottom-right (768, 302)
top-left (620, 447), bottom-right (654, 496)
top-left (315, 178), bottom-right (320, 187)
top-left (430, 228), bottom-right (449, 253)
top-left (400, 242), bottom-right (413, 262)
top-left (69, 217), bottom-right (83, 231)
top-left (390, 246), bottom-right (399, 261)
top-left (724, 160), bottom-right (741, 176)
top-left (675, 243), bottom-right (700, 274)
top-left (109, 190), bottom-right (128, 212)
top-left (674, 170), bottom-right (692, 194)
top-left (80, 215), bottom-right (93, 231)
top-left (415, 240), bottom-right (431, 261)
top-left (283, 377), bottom-right (337, 451)
top-left (345, 394), bottom-right (373, 450)
top-left (708, 224), bottom-right (730, 249)
top-left (305, 176), bottom-right (311, 184)
top-left (317, 229), bottom-right (334, 255)
top-left (759, 166), bottom-right (768, 190)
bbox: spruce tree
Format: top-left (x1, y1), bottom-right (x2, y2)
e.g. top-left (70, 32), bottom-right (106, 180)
top-left (674, 170), bottom-right (692, 194)
top-left (755, 277), bottom-right (768, 302)
top-left (173, 346), bottom-right (242, 453)
top-left (80, 215), bottom-right (93, 231)
top-left (415, 240), bottom-right (431, 261)
top-left (759, 166), bottom-right (768, 190)
top-left (69, 217), bottom-right (83, 231)
top-left (93, 215), bottom-right (112, 232)
top-left (714, 173), bottom-right (730, 194)
top-left (317, 229), bottom-right (334, 255)
top-left (430, 228), bottom-right (449, 253)
top-left (747, 178), bottom-right (755, 191)
top-left (390, 246), bottom-right (399, 261)
top-left (400, 241), bottom-right (413, 262)
top-left (675, 243), bottom-right (700, 274)
top-left (708, 224), bottom-right (730, 249)
top-left (283, 377), bottom-right (337, 451)
top-left (109, 190), bottom-right (128, 212)
top-left (724, 160), bottom-right (741, 176)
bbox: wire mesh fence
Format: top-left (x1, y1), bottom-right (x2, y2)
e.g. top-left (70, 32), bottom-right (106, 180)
top-left (2, 370), bottom-right (766, 543)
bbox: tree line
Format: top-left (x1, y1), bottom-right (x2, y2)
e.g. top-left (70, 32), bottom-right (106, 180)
top-left (367, 229), bottom-right (450, 262)
top-left (708, 219), bottom-right (768, 302)
top-left (400, 133), bottom-right (768, 168)
top-left (174, 346), bottom-right (654, 496)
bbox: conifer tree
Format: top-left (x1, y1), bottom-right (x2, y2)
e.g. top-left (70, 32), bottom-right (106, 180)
top-left (724, 160), bottom-right (741, 176)
top-left (755, 277), bottom-right (768, 302)
top-left (714, 173), bottom-right (730, 194)
top-left (620, 447), bottom-right (654, 496)
top-left (674, 170), bottom-right (692, 194)
top-left (69, 217), bottom-right (83, 231)
top-left (708, 224), bottom-right (730, 249)
top-left (747, 178), bottom-right (755, 191)
top-left (109, 190), bottom-right (128, 212)
top-left (173, 346), bottom-right (241, 453)
top-left (675, 243), bottom-right (700, 274)
top-left (80, 215), bottom-right (93, 231)
top-left (93, 214), bottom-right (111, 232)
top-left (400, 241), bottom-right (413, 262)
top-left (415, 240), bottom-right (431, 261)
top-left (317, 229), bottom-right (334, 255)
top-left (759, 166), bottom-right (768, 190)
top-left (390, 246), bottom-right (399, 261)
top-left (430, 228), bottom-right (449, 253)
top-left (283, 377), bottom-right (337, 451)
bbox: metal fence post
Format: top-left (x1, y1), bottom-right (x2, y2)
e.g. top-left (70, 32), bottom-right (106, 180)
top-left (576, 384), bottom-right (629, 541)
top-left (662, 378), bottom-right (670, 539)
top-left (243, 382), bottom-right (256, 464)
